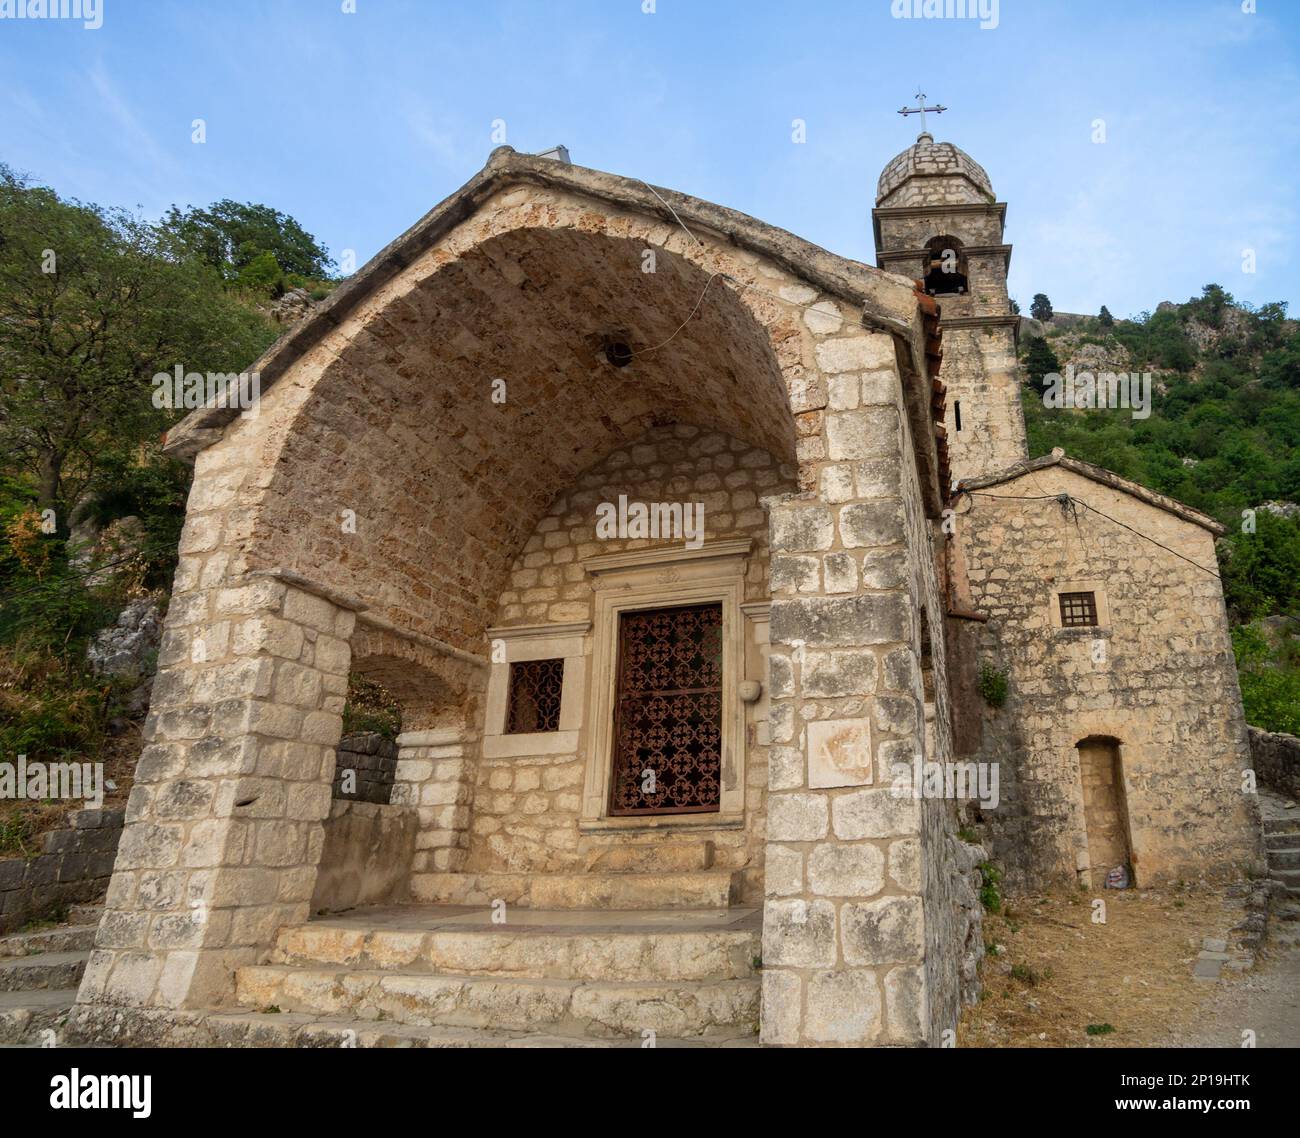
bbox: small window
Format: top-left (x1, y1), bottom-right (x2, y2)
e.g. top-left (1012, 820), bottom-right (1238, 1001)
top-left (919, 607), bottom-right (936, 703)
top-left (1058, 591), bottom-right (1099, 628)
top-left (506, 658), bottom-right (564, 733)
top-left (953, 399), bottom-right (962, 432)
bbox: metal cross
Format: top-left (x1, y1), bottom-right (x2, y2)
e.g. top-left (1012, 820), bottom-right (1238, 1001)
top-left (898, 90), bottom-right (947, 134)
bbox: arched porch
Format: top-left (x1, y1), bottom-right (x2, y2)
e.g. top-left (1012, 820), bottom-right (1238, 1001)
top-left (75, 150), bottom-right (961, 1048)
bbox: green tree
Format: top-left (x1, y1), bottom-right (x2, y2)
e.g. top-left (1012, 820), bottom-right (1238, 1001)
top-left (0, 166), bottom-right (276, 522)
top-left (1186, 283), bottom-right (1232, 329)
top-left (1022, 336), bottom-right (1060, 394)
top-left (161, 199), bottom-right (333, 282)
top-left (1099, 305), bottom-right (1114, 328)
top-left (1030, 293), bottom-right (1053, 322)
top-left (1220, 511), bottom-right (1300, 621)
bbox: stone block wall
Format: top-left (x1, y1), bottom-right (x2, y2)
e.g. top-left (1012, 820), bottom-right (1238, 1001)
top-left (1249, 726), bottom-right (1300, 801)
top-left (76, 571), bottom-right (353, 1014)
top-left (0, 808), bottom-right (124, 935)
top-left (877, 208), bottom-right (1004, 253)
top-left (958, 466), bottom-right (1259, 887)
top-left (458, 425), bottom-right (792, 895)
top-left (393, 727), bottom-right (476, 879)
top-left (331, 732), bottom-right (398, 804)
top-left (310, 799), bottom-right (416, 912)
top-left (939, 325), bottom-right (1025, 483)
top-left (759, 328), bottom-right (964, 1046)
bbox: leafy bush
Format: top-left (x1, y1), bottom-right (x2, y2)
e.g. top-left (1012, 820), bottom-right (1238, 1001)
top-left (0, 644), bottom-right (121, 759)
top-left (978, 662), bottom-right (1009, 708)
top-left (1233, 623), bottom-right (1300, 735)
top-left (978, 861), bottom-right (1003, 912)
top-left (1220, 512), bottom-right (1300, 621)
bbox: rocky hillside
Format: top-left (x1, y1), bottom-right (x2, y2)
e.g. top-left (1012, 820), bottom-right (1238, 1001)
top-left (1018, 286), bottom-right (1299, 524)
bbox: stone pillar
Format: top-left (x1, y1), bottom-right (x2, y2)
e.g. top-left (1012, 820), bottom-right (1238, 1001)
top-left (76, 576), bottom-right (353, 1014)
top-left (393, 728), bottom-right (475, 880)
top-left (760, 335), bottom-right (932, 1047)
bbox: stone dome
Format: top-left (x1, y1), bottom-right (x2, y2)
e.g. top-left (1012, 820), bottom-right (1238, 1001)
top-left (875, 132), bottom-right (994, 207)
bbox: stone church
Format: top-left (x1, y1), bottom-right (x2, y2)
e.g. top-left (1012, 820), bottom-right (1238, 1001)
top-left (70, 130), bottom-right (1259, 1048)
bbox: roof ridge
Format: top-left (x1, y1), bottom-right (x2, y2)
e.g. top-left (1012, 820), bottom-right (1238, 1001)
top-left (955, 451), bottom-right (1225, 535)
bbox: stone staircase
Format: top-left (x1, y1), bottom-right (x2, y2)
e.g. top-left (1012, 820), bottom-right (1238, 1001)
top-left (0, 904), bottom-right (99, 1047)
top-left (1264, 810), bottom-right (1300, 897)
top-left (219, 902), bottom-right (761, 1048)
top-left (410, 838), bottom-right (744, 910)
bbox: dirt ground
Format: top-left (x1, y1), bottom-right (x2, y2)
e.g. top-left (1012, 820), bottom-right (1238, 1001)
top-left (1166, 897), bottom-right (1300, 1048)
top-left (959, 881), bottom-right (1258, 1048)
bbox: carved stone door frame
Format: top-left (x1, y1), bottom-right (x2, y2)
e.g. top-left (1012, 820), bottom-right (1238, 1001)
top-left (579, 540), bottom-right (751, 829)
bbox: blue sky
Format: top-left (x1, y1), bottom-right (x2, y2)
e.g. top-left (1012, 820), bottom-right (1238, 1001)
top-left (3, 0), bottom-right (1298, 318)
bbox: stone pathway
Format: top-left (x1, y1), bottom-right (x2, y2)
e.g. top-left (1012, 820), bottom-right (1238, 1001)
top-left (1166, 790), bottom-right (1300, 1048)
top-left (1170, 897), bottom-right (1300, 1048)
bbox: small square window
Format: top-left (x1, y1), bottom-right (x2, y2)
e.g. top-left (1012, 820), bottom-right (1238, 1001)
top-left (1058, 591), bottom-right (1099, 628)
top-left (506, 658), bottom-right (564, 733)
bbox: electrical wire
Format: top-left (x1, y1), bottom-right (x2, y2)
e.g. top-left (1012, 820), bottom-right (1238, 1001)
top-left (634, 179), bottom-right (705, 248)
top-left (959, 488), bottom-right (1222, 579)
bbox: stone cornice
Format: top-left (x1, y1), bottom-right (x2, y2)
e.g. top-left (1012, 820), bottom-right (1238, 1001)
top-left (354, 610), bottom-right (490, 667)
top-left (248, 568), bottom-right (368, 612)
top-left (938, 314), bottom-right (1021, 331)
top-left (485, 620), bottom-right (591, 641)
top-left (581, 538), bottom-right (753, 576)
top-left (873, 202), bottom-right (1007, 220)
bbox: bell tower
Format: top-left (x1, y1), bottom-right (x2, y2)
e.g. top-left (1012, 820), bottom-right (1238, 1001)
top-left (873, 109), bottom-right (1027, 485)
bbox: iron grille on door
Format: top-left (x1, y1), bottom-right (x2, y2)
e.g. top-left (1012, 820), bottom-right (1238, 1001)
top-left (609, 602), bottom-right (723, 816)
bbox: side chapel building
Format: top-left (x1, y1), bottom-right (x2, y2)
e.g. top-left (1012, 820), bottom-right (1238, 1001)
top-left (72, 130), bottom-right (1259, 1048)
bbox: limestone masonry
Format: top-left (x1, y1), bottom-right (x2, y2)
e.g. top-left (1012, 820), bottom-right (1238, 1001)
top-left (67, 134), bottom-right (1259, 1048)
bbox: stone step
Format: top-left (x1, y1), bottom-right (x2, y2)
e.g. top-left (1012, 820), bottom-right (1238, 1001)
top-left (234, 964), bottom-right (760, 1039)
top-left (204, 1011), bottom-right (758, 1049)
top-left (582, 841), bottom-right (714, 874)
top-left (270, 911), bottom-right (760, 982)
top-left (0, 924), bottom-right (96, 959)
top-left (0, 951), bottom-right (88, 993)
top-left (1263, 817), bottom-right (1300, 836)
top-left (1269, 868), bottom-right (1300, 894)
top-left (410, 871), bottom-right (740, 910)
top-left (1268, 848), bottom-right (1300, 871)
top-left (0, 989), bottom-right (79, 1045)
top-left (1264, 833), bottom-right (1300, 852)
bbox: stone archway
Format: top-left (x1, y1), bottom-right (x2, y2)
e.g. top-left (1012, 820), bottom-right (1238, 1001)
top-left (75, 152), bottom-right (954, 1049)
